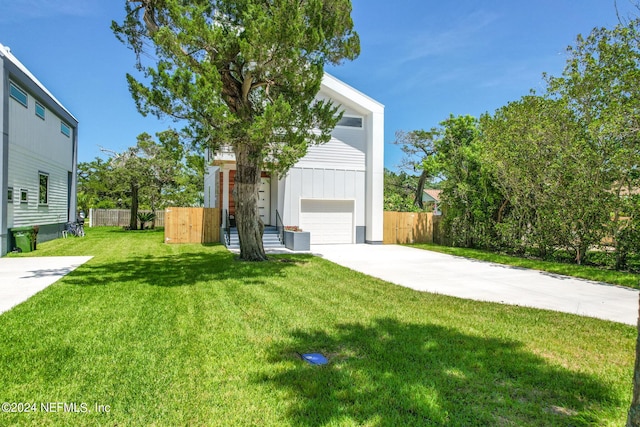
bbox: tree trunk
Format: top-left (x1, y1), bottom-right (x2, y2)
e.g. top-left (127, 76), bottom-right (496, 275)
top-left (234, 144), bottom-right (266, 261)
top-left (413, 169), bottom-right (428, 209)
top-left (130, 183), bottom-right (139, 230)
top-left (627, 295), bottom-right (640, 427)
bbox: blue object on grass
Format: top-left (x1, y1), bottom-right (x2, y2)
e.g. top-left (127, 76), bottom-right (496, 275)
top-left (300, 353), bottom-right (328, 365)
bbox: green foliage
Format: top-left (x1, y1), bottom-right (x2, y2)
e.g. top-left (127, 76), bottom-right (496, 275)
top-left (112, 0), bottom-right (360, 260)
top-left (409, 19), bottom-right (640, 269)
top-left (78, 131), bottom-right (204, 216)
top-left (481, 96), bottom-right (609, 263)
top-left (112, 0), bottom-right (359, 175)
top-left (383, 169), bottom-right (430, 212)
top-left (136, 211), bottom-right (157, 229)
top-left (434, 115), bottom-right (502, 248)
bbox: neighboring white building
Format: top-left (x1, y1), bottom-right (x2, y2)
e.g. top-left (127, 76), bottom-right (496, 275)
top-left (0, 43), bottom-right (79, 256)
top-left (204, 73), bottom-right (384, 245)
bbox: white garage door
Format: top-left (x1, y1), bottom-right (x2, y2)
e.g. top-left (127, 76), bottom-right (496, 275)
top-left (300, 199), bottom-right (354, 244)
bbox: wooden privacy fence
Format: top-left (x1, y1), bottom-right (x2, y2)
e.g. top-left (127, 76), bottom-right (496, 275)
top-left (164, 207), bottom-right (220, 244)
top-left (89, 209), bottom-right (165, 227)
top-left (383, 211), bottom-right (434, 244)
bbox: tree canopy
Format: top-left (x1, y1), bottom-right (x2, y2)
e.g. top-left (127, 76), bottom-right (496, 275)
top-left (113, 0), bottom-right (360, 260)
top-left (78, 131), bottom-right (204, 228)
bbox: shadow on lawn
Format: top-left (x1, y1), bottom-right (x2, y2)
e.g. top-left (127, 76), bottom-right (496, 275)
top-left (259, 318), bottom-right (619, 426)
top-left (61, 250), bottom-right (313, 287)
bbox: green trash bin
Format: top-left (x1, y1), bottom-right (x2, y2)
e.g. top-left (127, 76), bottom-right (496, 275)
top-left (11, 226), bottom-right (35, 253)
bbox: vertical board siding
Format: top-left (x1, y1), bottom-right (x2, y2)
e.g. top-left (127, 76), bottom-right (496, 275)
top-left (281, 168), bottom-right (366, 228)
top-left (383, 211), bottom-right (434, 244)
top-left (164, 207), bottom-right (220, 244)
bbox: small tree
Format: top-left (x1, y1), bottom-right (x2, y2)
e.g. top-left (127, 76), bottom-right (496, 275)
top-left (113, 0), bottom-right (360, 261)
top-left (393, 129), bottom-right (439, 209)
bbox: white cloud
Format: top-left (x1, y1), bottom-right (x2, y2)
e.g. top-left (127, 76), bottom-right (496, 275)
top-left (402, 10), bottom-right (500, 62)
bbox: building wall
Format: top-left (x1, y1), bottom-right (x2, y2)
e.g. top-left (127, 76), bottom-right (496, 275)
top-left (0, 62), bottom-right (7, 255)
top-left (4, 78), bottom-right (76, 251)
top-left (7, 80), bottom-right (74, 225)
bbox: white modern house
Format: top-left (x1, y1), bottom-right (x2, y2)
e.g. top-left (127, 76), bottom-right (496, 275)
top-left (0, 43), bottom-right (79, 256)
top-left (204, 73), bottom-right (384, 245)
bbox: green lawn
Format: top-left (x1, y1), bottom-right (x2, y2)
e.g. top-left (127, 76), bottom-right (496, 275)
top-left (0, 228), bottom-right (635, 426)
top-left (410, 243), bottom-right (640, 290)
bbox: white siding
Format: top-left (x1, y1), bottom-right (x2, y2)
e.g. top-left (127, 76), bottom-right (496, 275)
top-left (9, 88), bottom-right (73, 165)
top-left (294, 136), bottom-right (365, 171)
top-left (7, 144), bottom-right (69, 227)
top-left (7, 90), bottom-right (74, 228)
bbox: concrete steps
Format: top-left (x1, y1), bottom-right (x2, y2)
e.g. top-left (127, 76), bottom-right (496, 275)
top-left (225, 226), bottom-right (285, 250)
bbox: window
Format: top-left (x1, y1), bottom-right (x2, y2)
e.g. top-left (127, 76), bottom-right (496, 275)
top-left (20, 189), bottom-right (28, 204)
top-left (61, 121), bottom-right (71, 137)
top-left (35, 102), bottom-right (45, 119)
top-left (10, 82), bottom-right (27, 107)
top-left (39, 172), bottom-right (49, 205)
top-left (337, 116), bottom-right (363, 128)
top-left (7, 187), bottom-right (13, 203)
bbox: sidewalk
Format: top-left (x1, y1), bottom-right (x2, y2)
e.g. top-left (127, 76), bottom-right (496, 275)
top-left (0, 256), bottom-right (93, 315)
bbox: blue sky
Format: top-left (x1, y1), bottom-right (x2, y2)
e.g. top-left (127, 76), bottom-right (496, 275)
top-left (0, 0), bottom-right (636, 170)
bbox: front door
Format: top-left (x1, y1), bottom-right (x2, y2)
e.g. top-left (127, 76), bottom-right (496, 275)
top-left (258, 177), bottom-right (271, 225)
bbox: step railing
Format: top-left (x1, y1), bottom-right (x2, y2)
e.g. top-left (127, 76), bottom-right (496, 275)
top-left (224, 209), bottom-right (231, 246)
top-left (275, 209), bottom-right (284, 244)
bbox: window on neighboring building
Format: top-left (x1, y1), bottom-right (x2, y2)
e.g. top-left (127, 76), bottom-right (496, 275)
top-left (7, 187), bottom-right (13, 203)
top-left (20, 189), bottom-right (28, 204)
top-left (61, 121), bottom-right (71, 137)
top-left (39, 172), bottom-right (49, 205)
top-left (337, 115), bottom-right (363, 128)
top-left (35, 102), bottom-right (45, 119)
top-left (10, 82), bottom-right (28, 107)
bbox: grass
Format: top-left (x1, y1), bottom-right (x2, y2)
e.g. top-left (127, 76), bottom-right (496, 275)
top-left (410, 243), bottom-right (640, 289)
top-left (0, 227), bottom-right (635, 426)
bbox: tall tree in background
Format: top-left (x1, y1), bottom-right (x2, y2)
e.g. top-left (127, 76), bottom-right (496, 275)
top-left (85, 131), bottom-right (202, 229)
top-left (481, 96), bottom-right (606, 262)
top-left (393, 129), bottom-right (439, 209)
top-left (548, 19), bottom-right (640, 267)
top-left (112, 0), bottom-right (359, 261)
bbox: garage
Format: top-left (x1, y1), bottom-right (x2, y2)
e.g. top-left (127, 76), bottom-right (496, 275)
top-left (299, 199), bottom-right (354, 244)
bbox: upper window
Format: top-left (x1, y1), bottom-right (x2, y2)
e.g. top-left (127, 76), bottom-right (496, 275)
top-left (61, 121), bottom-right (71, 137)
top-left (35, 102), bottom-right (45, 119)
top-left (39, 172), bottom-right (49, 205)
top-left (20, 189), bottom-right (28, 204)
top-left (10, 82), bottom-right (28, 107)
top-left (337, 116), bottom-right (363, 128)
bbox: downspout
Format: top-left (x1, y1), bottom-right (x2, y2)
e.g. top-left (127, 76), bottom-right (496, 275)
top-left (70, 123), bottom-right (78, 224)
top-left (0, 56), bottom-right (8, 256)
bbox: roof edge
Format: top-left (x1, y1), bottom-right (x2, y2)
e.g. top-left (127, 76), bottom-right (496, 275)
top-left (0, 42), bottom-right (78, 123)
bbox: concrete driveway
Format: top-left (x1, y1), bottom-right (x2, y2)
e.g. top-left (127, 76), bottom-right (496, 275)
top-left (312, 244), bottom-right (639, 326)
top-left (0, 256), bottom-right (92, 315)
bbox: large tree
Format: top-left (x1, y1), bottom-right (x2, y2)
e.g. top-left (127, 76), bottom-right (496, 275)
top-left (86, 131), bottom-right (201, 229)
top-left (112, 0), bottom-right (359, 261)
top-left (481, 95), bottom-right (607, 262)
